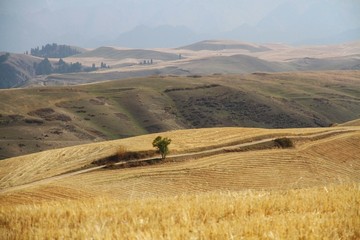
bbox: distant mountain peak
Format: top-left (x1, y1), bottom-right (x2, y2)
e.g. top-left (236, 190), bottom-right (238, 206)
top-left (113, 25), bottom-right (200, 49)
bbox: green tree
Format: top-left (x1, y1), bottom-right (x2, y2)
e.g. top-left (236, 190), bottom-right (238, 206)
top-left (35, 58), bottom-right (52, 75)
top-left (152, 136), bottom-right (171, 160)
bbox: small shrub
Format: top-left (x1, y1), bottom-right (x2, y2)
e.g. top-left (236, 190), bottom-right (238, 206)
top-left (274, 137), bottom-right (294, 148)
top-left (187, 75), bottom-right (202, 78)
top-left (53, 114), bottom-right (71, 122)
top-left (117, 146), bottom-right (127, 156)
top-left (91, 146), bottom-right (156, 166)
top-left (24, 118), bottom-right (44, 125)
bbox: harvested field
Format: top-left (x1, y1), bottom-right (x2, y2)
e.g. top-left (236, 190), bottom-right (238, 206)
top-left (0, 125), bottom-right (359, 238)
top-left (0, 126), bottom-right (359, 198)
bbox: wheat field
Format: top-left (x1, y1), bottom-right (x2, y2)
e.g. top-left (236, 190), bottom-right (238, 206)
top-left (0, 126), bottom-right (347, 190)
top-left (0, 126), bottom-right (360, 238)
top-left (1, 183), bottom-right (359, 239)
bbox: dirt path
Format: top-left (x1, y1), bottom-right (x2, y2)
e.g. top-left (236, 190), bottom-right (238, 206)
top-left (0, 129), bottom-right (355, 194)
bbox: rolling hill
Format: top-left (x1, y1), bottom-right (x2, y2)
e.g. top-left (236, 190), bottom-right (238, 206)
top-left (0, 124), bottom-right (359, 238)
top-left (1, 125), bottom-right (359, 199)
top-left (30, 54), bottom-right (359, 87)
top-left (178, 54), bottom-right (293, 74)
top-left (0, 71), bottom-right (359, 159)
top-left (290, 55), bottom-right (360, 71)
top-left (0, 52), bottom-right (41, 88)
top-left (74, 46), bottom-right (180, 61)
top-left (1, 40), bottom-right (359, 88)
top-left (1, 22), bottom-right (359, 240)
top-left (178, 40), bottom-right (270, 52)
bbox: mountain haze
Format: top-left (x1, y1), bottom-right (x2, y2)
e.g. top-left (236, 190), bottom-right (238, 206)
top-left (1, 0), bottom-right (359, 52)
top-left (1, 40), bottom-right (359, 89)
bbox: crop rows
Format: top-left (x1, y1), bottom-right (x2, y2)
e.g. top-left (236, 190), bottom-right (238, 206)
top-left (0, 127), bottom-right (332, 190)
top-left (1, 127), bottom-right (359, 203)
top-left (38, 131), bottom-right (360, 201)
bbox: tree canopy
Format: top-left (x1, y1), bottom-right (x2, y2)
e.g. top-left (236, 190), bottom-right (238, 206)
top-left (152, 136), bottom-right (171, 160)
top-left (31, 43), bottom-right (80, 58)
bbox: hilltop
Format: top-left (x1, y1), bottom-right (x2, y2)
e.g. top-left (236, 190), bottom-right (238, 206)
top-left (74, 47), bottom-right (179, 61)
top-left (0, 71), bottom-right (359, 159)
top-left (178, 40), bottom-right (270, 52)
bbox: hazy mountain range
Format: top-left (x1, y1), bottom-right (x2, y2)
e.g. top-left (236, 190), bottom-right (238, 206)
top-left (1, 0), bottom-right (360, 52)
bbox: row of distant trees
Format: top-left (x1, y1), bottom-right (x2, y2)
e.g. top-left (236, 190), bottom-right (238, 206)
top-left (140, 59), bottom-right (153, 65)
top-left (34, 58), bottom-right (110, 75)
top-left (35, 58), bottom-right (87, 75)
top-left (30, 43), bottom-right (80, 58)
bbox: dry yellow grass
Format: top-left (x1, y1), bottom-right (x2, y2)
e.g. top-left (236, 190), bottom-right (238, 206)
top-left (0, 183), bottom-right (359, 239)
top-left (0, 126), bottom-right (346, 190)
top-left (19, 129), bottom-right (354, 202)
top-left (0, 126), bottom-right (359, 201)
top-left (339, 119), bottom-right (360, 127)
top-left (0, 126), bottom-right (360, 239)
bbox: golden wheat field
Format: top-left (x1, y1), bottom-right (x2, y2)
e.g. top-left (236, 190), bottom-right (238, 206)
top-left (0, 125), bottom-right (360, 238)
top-left (0, 184), bottom-right (359, 239)
top-left (0, 126), bottom-right (349, 190)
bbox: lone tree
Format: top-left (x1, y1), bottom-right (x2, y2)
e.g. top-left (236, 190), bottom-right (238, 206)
top-left (152, 136), bottom-right (171, 160)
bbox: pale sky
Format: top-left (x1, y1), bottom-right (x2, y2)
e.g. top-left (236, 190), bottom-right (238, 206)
top-left (1, 0), bottom-right (359, 52)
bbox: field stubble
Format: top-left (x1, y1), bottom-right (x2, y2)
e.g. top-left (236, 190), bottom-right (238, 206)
top-left (0, 127), bottom-right (348, 190)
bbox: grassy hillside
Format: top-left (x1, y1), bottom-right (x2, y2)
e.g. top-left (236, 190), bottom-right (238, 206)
top-left (179, 54), bottom-right (293, 74)
top-left (0, 126), bottom-right (359, 195)
top-left (74, 46), bottom-right (180, 61)
top-left (290, 55), bottom-right (360, 71)
top-left (339, 119), bottom-right (360, 126)
top-left (0, 126), bottom-right (359, 238)
top-left (177, 54), bottom-right (360, 75)
top-left (0, 71), bottom-right (359, 159)
top-left (0, 53), bottom-right (41, 88)
top-left (0, 127), bottom-right (336, 190)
